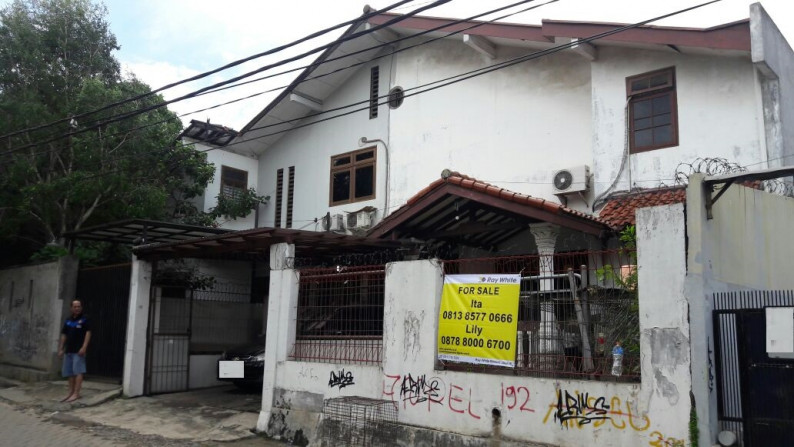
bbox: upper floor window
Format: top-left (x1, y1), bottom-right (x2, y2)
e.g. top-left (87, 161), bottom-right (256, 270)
top-left (330, 147), bottom-right (376, 206)
top-left (627, 67), bottom-right (678, 153)
top-left (221, 166), bottom-right (248, 199)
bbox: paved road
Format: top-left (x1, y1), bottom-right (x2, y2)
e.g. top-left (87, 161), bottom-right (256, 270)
top-left (0, 401), bottom-right (123, 447)
top-left (0, 400), bottom-right (286, 447)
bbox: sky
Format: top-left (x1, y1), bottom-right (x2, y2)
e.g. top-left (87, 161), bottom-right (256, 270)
top-left (4, 0), bottom-right (793, 131)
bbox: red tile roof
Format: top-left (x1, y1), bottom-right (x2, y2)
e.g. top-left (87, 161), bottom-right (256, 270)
top-left (378, 170), bottom-right (610, 229)
top-left (598, 187), bottom-right (687, 228)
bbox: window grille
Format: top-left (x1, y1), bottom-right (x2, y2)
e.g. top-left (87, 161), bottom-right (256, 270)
top-left (322, 397), bottom-right (398, 447)
top-left (221, 165), bottom-right (248, 199)
top-left (291, 265), bottom-right (385, 365)
top-left (442, 250), bottom-right (640, 382)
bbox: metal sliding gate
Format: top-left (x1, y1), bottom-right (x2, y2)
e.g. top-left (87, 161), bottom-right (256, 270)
top-left (75, 263), bottom-right (131, 379)
top-left (145, 286), bottom-right (193, 394)
top-left (713, 290), bottom-right (794, 447)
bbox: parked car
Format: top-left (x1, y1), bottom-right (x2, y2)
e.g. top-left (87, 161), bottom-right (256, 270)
top-left (217, 335), bottom-right (266, 390)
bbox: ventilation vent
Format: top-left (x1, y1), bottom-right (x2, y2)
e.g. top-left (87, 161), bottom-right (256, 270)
top-left (275, 168), bottom-right (284, 228)
top-left (369, 66), bottom-right (379, 119)
top-left (286, 166), bottom-right (295, 228)
top-left (388, 86), bottom-right (404, 109)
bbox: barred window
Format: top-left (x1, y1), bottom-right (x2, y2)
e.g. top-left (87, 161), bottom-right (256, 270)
top-left (221, 166), bottom-right (248, 199)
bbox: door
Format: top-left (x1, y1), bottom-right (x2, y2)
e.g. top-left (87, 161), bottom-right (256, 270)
top-left (76, 264), bottom-right (131, 379)
top-left (145, 286), bottom-right (192, 394)
top-left (739, 310), bottom-right (794, 446)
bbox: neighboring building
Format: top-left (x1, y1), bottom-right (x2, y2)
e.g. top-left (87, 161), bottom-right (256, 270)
top-left (179, 119), bottom-right (260, 231)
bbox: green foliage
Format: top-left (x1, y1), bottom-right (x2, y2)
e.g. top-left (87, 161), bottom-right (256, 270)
top-left (689, 401), bottom-right (699, 447)
top-left (0, 0), bottom-right (214, 263)
top-left (209, 188), bottom-right (269, 221)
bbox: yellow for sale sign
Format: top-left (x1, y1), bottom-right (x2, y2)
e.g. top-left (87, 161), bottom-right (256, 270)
top-left (437, 274), bottom-right (520, 367)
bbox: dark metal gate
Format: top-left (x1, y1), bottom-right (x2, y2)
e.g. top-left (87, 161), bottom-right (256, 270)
top-left (75, 263), bottom-right (131, 379)
top-left (713, 291), bottom-right (794, 447)
top-left (145, 285), bottom-right (193, 394)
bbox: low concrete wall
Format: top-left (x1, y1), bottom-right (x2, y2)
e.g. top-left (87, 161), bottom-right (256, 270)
top-left (0, 257), bottom-right (78, 381)
top-left (261, 220), bottom-right (693, 447)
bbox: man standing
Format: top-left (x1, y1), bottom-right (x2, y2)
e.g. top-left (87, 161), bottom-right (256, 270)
top-left (58, 300), bottom-right (91, 402)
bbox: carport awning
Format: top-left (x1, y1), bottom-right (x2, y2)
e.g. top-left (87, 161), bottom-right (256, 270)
top-left (131, 226), bottom-right (406, 261)
top-left (64, 219), bottom-right (231, 245)
top-left (368, 170), bottom-right (613, 248)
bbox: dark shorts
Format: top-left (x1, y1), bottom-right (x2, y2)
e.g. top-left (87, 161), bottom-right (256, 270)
top-left (62, 353), bottom-right (87, 377)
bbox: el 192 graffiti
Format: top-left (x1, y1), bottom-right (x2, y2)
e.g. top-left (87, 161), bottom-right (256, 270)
top-left (383, 373), bottom-right (536, 420)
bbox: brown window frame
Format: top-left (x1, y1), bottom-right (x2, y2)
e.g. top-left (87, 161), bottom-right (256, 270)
top-left (626, 67), bottom-right (678, 153)
top-left (220, 165), bottom-right (248, 199)
top-left (329, 147), bottom-right (377, 206)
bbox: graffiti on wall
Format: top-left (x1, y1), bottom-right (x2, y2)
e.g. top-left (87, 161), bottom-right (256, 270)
top-left (0, 313), bottom-right (49, 362)
top-left (542, 389), bottom-right (651, 432)
top-left (383, 373), bottom-right (536, 420)
top-left (328, 369), bottom-right (355, 389)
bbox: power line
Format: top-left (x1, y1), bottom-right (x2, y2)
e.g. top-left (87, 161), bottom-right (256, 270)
top-left (5, 0), bottom-right (725, 196)
top-left (0, 0), bottom-right (418, 142)
top-left (2, 0), bottom-right (550, 162)
top-left (0, 0), bottom-right (453, 155)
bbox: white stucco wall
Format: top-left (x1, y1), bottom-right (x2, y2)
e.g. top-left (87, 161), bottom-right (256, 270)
top-left (262, 247), bottom-right (693, 446)
top-left (256, 58), bottom-right (392, 229)
top-left (194, 141), bottom-right (260, 231)
top-left (251, 36), bottom-right (775, 229)
top-left (388, 41), bottom-right (594, 213)
top-left (592, 48), bottom-right (763, 198)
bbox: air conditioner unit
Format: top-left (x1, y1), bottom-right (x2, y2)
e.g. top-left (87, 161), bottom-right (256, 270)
top-left (346, 210), bottom-right (374, 231)
top-left (552, 165), bottom-right (590, 194)
top-left (323, 213), bottom-right (345, 232)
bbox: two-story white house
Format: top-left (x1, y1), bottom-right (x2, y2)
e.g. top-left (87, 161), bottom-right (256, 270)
top-left (226, 3), bottom-right (792, 234)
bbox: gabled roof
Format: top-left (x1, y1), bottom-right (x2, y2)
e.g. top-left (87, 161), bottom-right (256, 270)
top-left (368, 170), bottom-right (612, 247)
top-left (598, 186), bottom-right (687, 228)
top-left (232, 11), bottom-right (752, 155)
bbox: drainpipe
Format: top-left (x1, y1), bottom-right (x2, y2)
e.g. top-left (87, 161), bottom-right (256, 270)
top-left (359, 137), bottom-right (391, 216)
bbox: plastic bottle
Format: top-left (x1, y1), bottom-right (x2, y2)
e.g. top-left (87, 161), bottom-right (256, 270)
top-left (611, 342), bottom-right (624, 377)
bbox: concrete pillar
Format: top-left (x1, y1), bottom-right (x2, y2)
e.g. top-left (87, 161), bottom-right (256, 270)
top-left (257, 242), bottom-right (298, 433)
top-left (530, 224), bottom-right (559, 355)
top-left (382, 260), bottom-right (444, 375)
top-left (636, 203), bottom-right (691, 441)
top-left (122, 255), bottom-right (153, 397)
top-left (684, 173), bottom-right (718, 447)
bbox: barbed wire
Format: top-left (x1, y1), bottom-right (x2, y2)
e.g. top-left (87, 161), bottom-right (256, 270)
top-left (673, 157), bottom-right (794, 197)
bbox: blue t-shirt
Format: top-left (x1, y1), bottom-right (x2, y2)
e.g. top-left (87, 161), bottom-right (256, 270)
top-left (62, 314), bottom-right (91, 354)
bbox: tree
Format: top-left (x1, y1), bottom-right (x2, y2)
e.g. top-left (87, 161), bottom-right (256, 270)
top-left (0, 0), bottom-right (215, 262)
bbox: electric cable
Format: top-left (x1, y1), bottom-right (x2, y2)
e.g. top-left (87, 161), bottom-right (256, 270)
top-left (4, 1), bottom-right (724, 198)
top-left (0, 0), bottom-right (453, 154)
top-left (1, 0), bottom-right (550, 162)
top-left (0, 0), bottom-right (418, 142)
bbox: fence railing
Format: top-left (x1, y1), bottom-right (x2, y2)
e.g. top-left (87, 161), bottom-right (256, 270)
top-left (291, 265), bottom-right (386, 365)
top-left (442, 250), bottom-right (640, 382)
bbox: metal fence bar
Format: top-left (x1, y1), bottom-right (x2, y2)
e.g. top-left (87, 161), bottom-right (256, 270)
top-left (292, 265), bottom-right (386, 365)
top-left (441, 250), bottom-right (640, 382)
